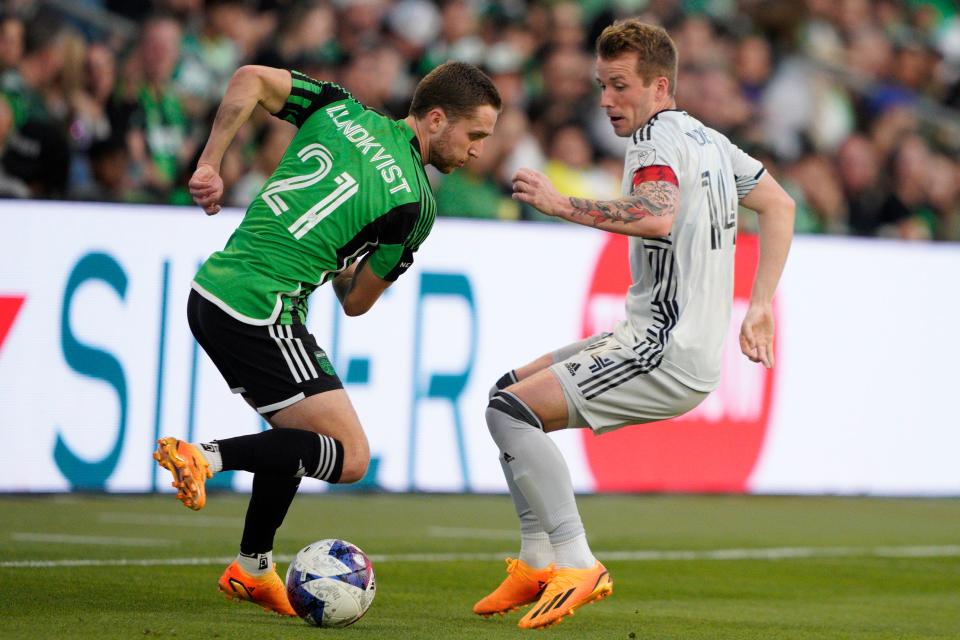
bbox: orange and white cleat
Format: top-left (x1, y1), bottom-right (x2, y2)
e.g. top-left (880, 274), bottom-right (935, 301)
top-left (218, 560), bottom-right (296, 617)
top-left (153, 437), bottom-right (212, 511)
top-left (517, 561), bottom-right (612, 629)
top-left (473, 558), bottom-right (555, 618)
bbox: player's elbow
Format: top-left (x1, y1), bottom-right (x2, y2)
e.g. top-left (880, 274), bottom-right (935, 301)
top-left (782, 193), bottom-right (797, 217)
top-left (231, 64), bottom-right (262, 88)
top-left (766, 191), bottom-right (796, 224)
top-left (341, 299), bottom-right (371, 317)
top-left (639, 213), bottom-right (675, 238)
top-left (771, 190), bottom-right (797, 215)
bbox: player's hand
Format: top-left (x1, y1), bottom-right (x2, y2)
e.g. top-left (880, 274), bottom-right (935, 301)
top-left (512, 168), bottom-right (565, 216)
top-left (188, 163), bottom-right (224, 215)
top-left (739, 302), bottom-right (775, 368)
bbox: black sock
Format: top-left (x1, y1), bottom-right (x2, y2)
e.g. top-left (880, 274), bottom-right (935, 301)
top-left (240, 473), bottom-right (301, 555)
top-left (215, 428), bottom-right (344, 483)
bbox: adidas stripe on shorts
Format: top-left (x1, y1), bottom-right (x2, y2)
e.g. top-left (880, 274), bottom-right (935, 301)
top-left (186, 289), bottom-right (343, 416)
top-left (549, 328), bottom-right (707, 434)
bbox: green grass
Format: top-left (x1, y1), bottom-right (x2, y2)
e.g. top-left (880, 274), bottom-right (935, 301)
top-left (1, 494), bottom-right (959, 639)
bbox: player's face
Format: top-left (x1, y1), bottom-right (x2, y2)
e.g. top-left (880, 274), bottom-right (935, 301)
top-left (430, 105), bottom-right (499, 174)
top-left (596, 53), bottom-right (661, 137)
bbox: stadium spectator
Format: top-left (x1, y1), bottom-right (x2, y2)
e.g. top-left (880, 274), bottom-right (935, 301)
top-left (787, 151), bottom-right (849, 234)
top-left (72, 135), bottom-right (143, 203)
top-left (117, 14), bottom-right (194, 198)
top-left (836, 134), bottom-right (888, 236)
top-left (228, 117), bottom-right (294, 206)
top-left (419, 0), bottom-right (485, 72)
top-left (254, 1), bottom-right (337, 70)
top-left (927, 153), bottom-right (960, 241)
top-left (877, 134), bottom-right (936, 240)
top-left (0, 0), bottom-right (955, 245)
top-left (175, 0), bottom-right (251, 119)
top-left (0, 14), bottom-right (24, 72)
top-left (526, 47), bottom-right (595, 141)
top-left (0, 13), bottom-right (67, 129)
top-left (339, 45), bottom-right (408, 118)
top-left (536, 122), bottom-right (619, 223)
top-left (0, 119), bottom-right (71, 198)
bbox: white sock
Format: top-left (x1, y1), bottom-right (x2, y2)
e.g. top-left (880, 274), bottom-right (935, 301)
top-left (237, 550), bottom-right (272, 576)
top-left (487, 396), bottom-right (590, 567)
top-left (195, 442), bottom-right (223, 473)
top-left (519, 532), bottom-right (555, 569)
top-left (553, 534), bottom-right (596, 569)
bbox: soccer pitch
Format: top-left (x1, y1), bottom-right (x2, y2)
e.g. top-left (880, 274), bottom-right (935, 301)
top-left (1, 494), bottom-right (958, 639)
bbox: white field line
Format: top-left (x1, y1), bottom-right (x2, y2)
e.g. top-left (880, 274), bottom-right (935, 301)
top-left (10, 533), bottom-right (174, 547)
top-left (99, 512), bottom-right (245, 528)
top-left (427, 526), bottom-right (518, 539)
top-left (3, 545), bottom-right (959, 569)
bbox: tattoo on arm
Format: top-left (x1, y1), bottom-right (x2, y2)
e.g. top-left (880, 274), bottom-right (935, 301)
top-left (569, 180), bottom-right (679, 226)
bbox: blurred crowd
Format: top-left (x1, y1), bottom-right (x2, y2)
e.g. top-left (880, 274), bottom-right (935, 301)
top-left (1, 0), bottom-right (959, 241)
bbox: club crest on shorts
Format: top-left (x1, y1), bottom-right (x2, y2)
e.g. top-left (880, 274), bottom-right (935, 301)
top-left (313, 349), bottom-right (336, 376)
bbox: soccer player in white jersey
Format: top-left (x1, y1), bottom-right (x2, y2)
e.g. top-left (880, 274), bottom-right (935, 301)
top-left (473, 20), bottom-right (795, 629)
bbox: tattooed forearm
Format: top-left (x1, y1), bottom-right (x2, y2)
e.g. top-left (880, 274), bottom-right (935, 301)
top-left (569, 180), bottom-right (678, 225)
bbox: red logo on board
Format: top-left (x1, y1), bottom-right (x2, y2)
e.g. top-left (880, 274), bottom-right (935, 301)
top-left (579, 234), bottom-right (776, 493)
top-left (0, 295), bottom-right (25, 353)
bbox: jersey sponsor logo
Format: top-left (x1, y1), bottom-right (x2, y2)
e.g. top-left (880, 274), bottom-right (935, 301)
top-left (579, 234), bottom-right (777, 492)
top-left (325, 104), bottom-right (412, 194)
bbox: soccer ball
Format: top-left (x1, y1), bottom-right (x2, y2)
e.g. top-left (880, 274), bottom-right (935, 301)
top-left (285, 539), bottom-right (376, 627)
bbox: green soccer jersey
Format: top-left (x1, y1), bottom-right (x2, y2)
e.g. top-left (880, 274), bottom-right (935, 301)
top-left (193, 70), bottom-right (436, 325)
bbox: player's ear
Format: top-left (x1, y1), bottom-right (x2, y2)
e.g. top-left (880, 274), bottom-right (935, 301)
top-left (655, 76), bottom-right (670, 100)
top-left (427, 107), bottom-right (447, 133)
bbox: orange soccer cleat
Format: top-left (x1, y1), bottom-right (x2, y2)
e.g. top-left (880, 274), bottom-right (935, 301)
top-left (517, 561), bottom-right (613, 629)
top-left (218, 560), bottom-right (296, 617)
top-left (153, 437), bottom-right (212, 511)
top-left (473, 558), bottom-right (556, 618)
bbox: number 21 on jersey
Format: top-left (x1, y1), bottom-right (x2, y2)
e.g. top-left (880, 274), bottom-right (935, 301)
top-left (261, 142), bottom-right (359, 240)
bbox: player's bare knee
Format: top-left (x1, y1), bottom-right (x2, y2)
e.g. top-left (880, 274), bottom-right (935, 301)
top-left (336, 437), bottom-right (370, 484)
top-left (337, 451), bottom-right (369, 484)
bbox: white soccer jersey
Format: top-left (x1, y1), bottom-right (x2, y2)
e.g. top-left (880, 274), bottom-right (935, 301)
top-left (612, 109), bottom-right (764, 392)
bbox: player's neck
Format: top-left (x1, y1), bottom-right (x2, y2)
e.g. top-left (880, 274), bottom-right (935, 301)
top-left (642, 99), bottom-right (678, 124)
top-left (404, 115), bottom-right (429, 165)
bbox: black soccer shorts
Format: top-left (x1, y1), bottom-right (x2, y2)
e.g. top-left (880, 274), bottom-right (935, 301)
top-left (186, 289), bottom-right (343, 415)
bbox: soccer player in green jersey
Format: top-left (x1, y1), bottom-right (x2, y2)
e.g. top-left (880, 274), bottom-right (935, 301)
top-left (153, 62), bottom-right (500, 615)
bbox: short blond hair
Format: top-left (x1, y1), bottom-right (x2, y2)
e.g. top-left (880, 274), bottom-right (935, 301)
top-left (596, 19), bottom-right (678, 96)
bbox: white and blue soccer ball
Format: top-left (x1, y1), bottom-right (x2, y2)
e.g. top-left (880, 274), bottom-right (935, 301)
top-left (285, 539), bottom-right (376, 627)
